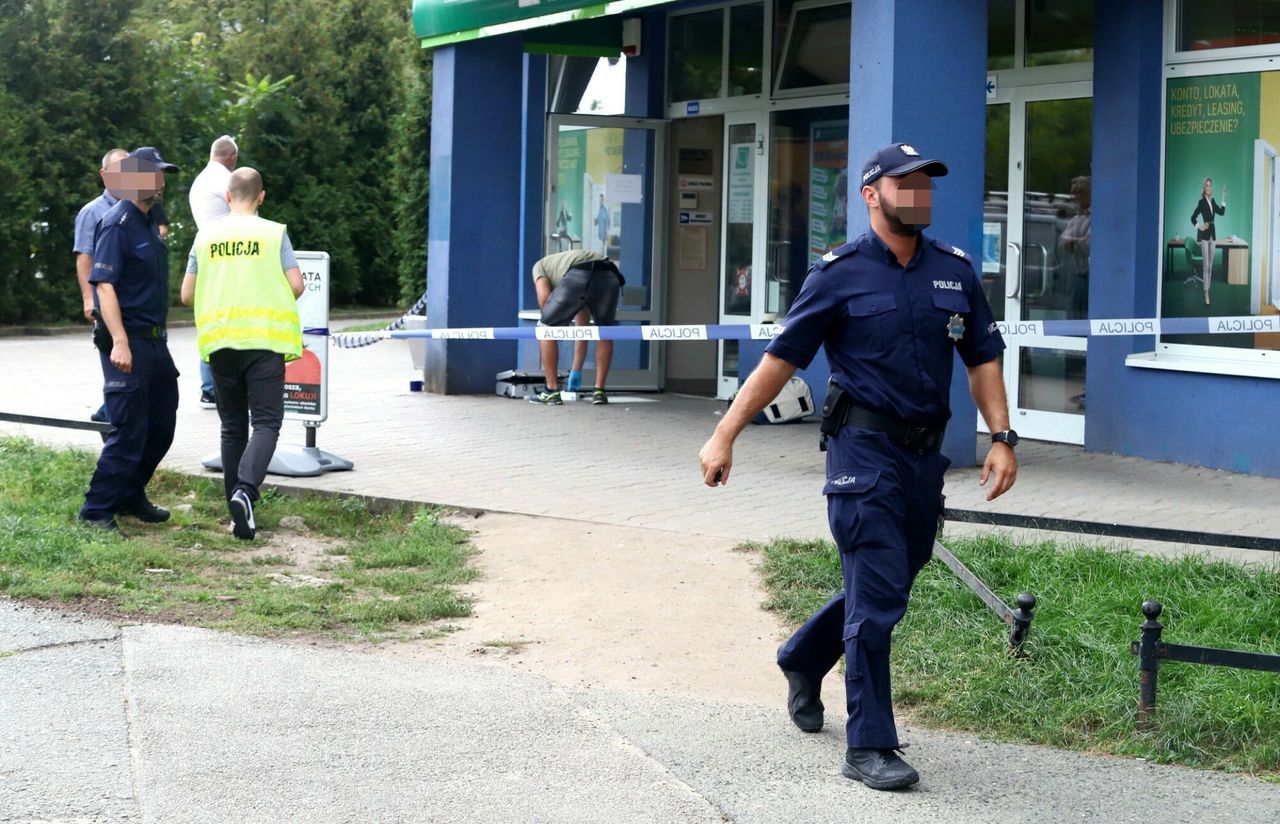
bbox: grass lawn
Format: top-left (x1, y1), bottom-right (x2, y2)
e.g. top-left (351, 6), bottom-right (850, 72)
top-left (0, 436), bottom-right (475, 639)
top-left (756, 532), bottom-right (1280, 780)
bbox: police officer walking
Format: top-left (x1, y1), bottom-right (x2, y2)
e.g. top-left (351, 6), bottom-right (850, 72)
top-left (698, 143), bottom-right (1018, 791)
top-left (181, 167), bottom-right (304, 540)
top-left (79, 147), bottom-right (182, 532)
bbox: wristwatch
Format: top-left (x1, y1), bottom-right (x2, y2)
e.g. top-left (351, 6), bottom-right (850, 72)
top-left (991, 430), bottom-right (1019, 448)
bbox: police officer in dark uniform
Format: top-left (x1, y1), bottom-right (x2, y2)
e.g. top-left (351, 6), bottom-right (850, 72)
top-left (78, 147), bottom-right (182, 532)
top-left (699, 143), bottom-right (1018, 790)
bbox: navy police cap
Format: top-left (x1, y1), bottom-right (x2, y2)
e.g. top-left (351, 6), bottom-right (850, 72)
top-left (126, 146), bottom-right (180, 173)
top-left (860, 143), bottom-right (947, 187)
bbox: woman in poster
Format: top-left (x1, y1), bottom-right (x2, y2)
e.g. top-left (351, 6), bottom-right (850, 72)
top-left (1190, 177), bottom-right (1226, 305)
top-left (594, 194), bottom-right (610, 256)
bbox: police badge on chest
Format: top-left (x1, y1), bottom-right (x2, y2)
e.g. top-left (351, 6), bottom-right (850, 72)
top-left (947, 313), bottom-right (965, 342)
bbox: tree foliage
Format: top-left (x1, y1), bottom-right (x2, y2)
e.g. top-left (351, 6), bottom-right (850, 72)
top-left (0, 0), bottom-right (432, 322)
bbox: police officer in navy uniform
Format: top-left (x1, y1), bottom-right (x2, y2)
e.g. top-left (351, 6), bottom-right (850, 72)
top-left (699, 143), bottom-right (1018, 790)
top-left (78, 147), bottom-right (182, 532)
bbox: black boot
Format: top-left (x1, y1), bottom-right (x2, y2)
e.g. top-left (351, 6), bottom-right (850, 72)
top-left (842, 747), bottom-right (920, 790)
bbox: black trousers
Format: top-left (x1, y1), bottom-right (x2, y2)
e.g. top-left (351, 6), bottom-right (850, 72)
top-left (208, 349), bottom-right (285, 503)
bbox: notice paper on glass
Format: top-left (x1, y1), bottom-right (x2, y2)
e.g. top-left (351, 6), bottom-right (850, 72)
top-left (607, 173), bottom-right (644, 204)
top-left (677, 226), bottom-right (707, 270)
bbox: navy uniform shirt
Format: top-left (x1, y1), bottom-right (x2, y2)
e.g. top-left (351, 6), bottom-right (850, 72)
top-left (766, 231), bottom-right (1004, 428)
top-left (89, 199), bottom-right (170, 330)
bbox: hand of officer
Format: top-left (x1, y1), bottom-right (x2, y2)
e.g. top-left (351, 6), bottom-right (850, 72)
top-left (699, 435), bottom-right (733, 487)
top-left (979, 443), bottom-right (1018, 501)
top-left (82, 301), bottom-right (95, 322)
top-left (110, 340), bottom-right (133, 374)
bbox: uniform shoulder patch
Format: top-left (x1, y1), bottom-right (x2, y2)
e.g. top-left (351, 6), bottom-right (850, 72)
top-left (931, 238), bottom-right (971, 262)
top-left (812, 241), bottom-right (859, 270)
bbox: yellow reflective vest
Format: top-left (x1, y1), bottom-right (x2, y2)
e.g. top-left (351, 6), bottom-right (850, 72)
top-left (193, 215), bottom-right (302, 362)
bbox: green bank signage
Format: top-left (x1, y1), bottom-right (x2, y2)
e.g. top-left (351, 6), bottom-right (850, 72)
top-left (412, 0), bottom-right (672, 48)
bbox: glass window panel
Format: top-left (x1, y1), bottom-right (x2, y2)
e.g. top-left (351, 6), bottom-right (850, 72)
top-left (1025, 0), bottom-right (1093, 67)
top-left (983, 103), bottom-right (1010, 322)
top-left (1018, 347), bottom-right (1086, 414)
top-left (575, 57), bottom-right (627, 115)
top-left (766, 107), bottom-right (847, 318)
top-left (723, 340), bottom-right (740, 380)
top-left (729, 4), bottom-right (764, 97)
top-left (724, 123), bottom-right (756, 317)
top-left (669, 10), bottom-right (724, 102)
top-left (775, 1), bottom-right (851, 92)
top-left (1178, 0), bottom-right (1280, 51)
top-left (988, 0), bottom-right (1016, 69)
top-left (1022, 97), bottom-right (1092, 323)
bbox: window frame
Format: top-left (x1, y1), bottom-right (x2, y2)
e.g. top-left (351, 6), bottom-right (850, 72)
top-left (1140, 9), bottom-right (1280, 377)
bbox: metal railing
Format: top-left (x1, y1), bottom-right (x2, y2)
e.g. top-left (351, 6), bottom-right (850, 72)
top-left (1130, 600), bottom-right (1280, 730)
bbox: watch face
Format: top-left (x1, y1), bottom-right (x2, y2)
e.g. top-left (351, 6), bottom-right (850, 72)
top-left (995, 430), bottom-right (1019, 447)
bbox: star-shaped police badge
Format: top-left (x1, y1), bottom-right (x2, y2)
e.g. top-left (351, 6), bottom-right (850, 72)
top-left (947, 313), bottom-right (965, 342)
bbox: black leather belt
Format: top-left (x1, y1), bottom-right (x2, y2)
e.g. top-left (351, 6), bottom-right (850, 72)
top-left (843, 404), bottom-right (945, 453)
top-left (125, 325), bottom-right (167, 340)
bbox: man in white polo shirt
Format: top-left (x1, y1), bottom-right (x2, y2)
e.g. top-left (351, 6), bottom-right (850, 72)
top-left (188, 135), bottom-right (238, 408)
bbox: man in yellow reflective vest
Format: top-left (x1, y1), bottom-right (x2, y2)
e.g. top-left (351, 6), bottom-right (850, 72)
top-left (181, 167), bottom-right (304, 540)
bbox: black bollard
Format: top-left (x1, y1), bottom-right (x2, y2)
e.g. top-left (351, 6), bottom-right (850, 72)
top-left (1136, 600), bottom-right (1164, 730)
top-left (1008, 592), bottom-right (1037, 655)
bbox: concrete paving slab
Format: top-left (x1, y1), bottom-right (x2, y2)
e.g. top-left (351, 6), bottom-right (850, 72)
top-left (572, 689), bottom-right (1280, 824)
top-left (0, 601), bottom-right (119, 654)
top-left (0, 640), bottom-right (139, 823)
top-left (120, 624), bottom-right (726, 824)
top-left (4, 326), bottom-right (1280, 564)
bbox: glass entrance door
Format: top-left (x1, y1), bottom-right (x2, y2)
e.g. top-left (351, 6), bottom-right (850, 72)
top-left (545, 115), bottom-right (667, 391)
top-left (985, 83), bottom-right (1092, 443)
top-left (718, 113), bottom-right (766, 397)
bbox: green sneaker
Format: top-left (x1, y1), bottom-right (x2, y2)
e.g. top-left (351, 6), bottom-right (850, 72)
top-left (591, 389), bottom-right (608, 405)
top-left (528, 388), bottom-right (563, 405)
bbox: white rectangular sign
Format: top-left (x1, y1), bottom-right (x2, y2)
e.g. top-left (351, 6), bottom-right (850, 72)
top-left (284, 251), bottom-right (329, 423)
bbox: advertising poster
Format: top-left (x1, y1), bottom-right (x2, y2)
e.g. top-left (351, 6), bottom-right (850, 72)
top-left (809, 121), bottom-right (849, 265)
top-left (728, 142), bottom-right (755, 224)
top-left (284, 251), bottom-right (329, 421)
top-left (1161, 70), bottom-right (1280, 350)
top-left (554, 130), bottom-right (587, 252)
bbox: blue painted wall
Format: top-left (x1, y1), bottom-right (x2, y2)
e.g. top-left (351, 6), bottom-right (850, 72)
top-left (1089, 0), bottom-right (1280, 476)
top-left (738, 0), bottom-right (989, 467)
top-left (426, 37), bottom-right (522, 393)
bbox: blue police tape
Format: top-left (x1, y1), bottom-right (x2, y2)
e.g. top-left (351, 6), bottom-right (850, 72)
top-left (319, 314), bottom-right (1280, 349)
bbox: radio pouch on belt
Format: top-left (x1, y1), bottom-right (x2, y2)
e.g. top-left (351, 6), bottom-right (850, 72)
top-left (91, 309), bottom-right (112, 355)
top-left (818, 378), bottom-right (849, 452)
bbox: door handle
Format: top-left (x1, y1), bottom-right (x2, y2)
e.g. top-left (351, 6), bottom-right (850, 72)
top-left (1005, 241), bottom-right (1021, 298)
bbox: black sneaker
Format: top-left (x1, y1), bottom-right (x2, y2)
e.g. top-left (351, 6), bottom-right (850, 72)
top-left (199, 391), bottom-right (216, 409)
top-left (842, 747), bottom-right (920, 790)
top-left (591, 388), bottom-right (608, 405)
top-left (78, 515), bottom-right (125, 537)
top-left (89, 409), bottom-right (111, 443)
top-left (781, 666), bottom-right (824, 732)
top-left (527, 388), bottom-right (562, 405)
top-left (229, 488), bottom-right (256, 540)
top-left (121, 497), bottom-right (170, 523)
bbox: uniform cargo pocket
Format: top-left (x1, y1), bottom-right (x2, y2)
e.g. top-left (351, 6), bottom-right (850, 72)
top-left (842, 619), bottom-right (864, 679)
top-left (931, 290), bottom-right (970, 314)
top-left (847, 293), bottom-right (897, 318)
top-left (823, 468), bottom-right (879, 496)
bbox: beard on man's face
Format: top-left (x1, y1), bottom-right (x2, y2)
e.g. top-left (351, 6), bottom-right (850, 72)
top-left (880, 196), bottom-right (930, 235)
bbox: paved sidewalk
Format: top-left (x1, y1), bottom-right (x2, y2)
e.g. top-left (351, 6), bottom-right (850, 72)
top-left (3, 328), bottom-right (1280, 822)
top-left (4, 326), bottom-right (1280, 559)
top-left (3, 603), bottom-right (1278, 824)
